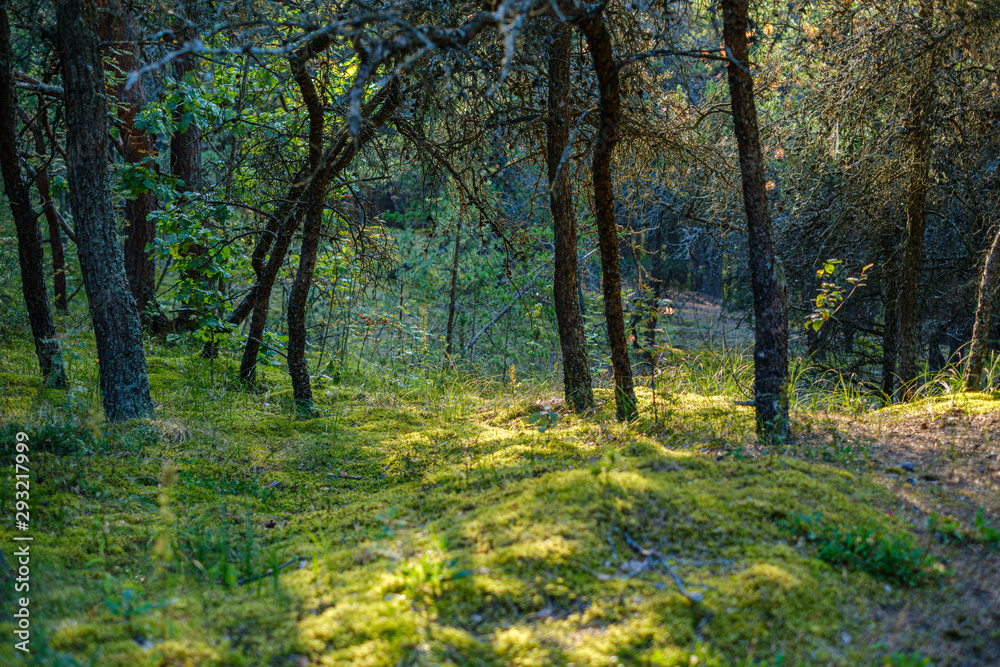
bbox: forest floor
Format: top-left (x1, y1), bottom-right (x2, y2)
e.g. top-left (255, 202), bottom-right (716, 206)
top-left (1, 320), bottom-right (999, 666)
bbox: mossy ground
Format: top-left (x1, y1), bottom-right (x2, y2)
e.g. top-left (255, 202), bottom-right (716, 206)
top-left (1, 334), bottom-right (998, 666)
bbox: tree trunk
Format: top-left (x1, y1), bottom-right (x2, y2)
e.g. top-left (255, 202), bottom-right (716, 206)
top-left (241, 77), bottom-right (402, 384)
top-left (170, 15), bottom-right (206, 330)
top-left (286, 53), bottom-right (329, 417)
top-left (27, 107), bottom-right (68, 311)
top-left (548, 22), bottom-right (594, 412)
top-left (578, 14), bottom-right (636, 421)
top-left (98, 1), bottom-right (158, 319)
top-left (445, 197), bottom-right (465, 357)
top-left (879, 231), bottom-right (899, 400)
top-left (964, 222), bottom-right (1000, 392)
top-left (895, 0), bottom-right (935, 400)
top-left (722, 0), bottom-right (789, 441)
top-left (0, 7), bottom-right (67, 389)
top-left (55, 0), bottom-right (154, 421)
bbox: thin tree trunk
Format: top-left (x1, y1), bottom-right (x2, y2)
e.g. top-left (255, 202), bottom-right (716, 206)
top-left (170, 14), bottom-right (206, 330)
top-left (28, 106), bottom-right (68, 311)
top-left (240, 77), bottom-right (402, 383)
top-left (895, 0), bottom-right (935, 400)
top-left (643, 220), bottom-right (664, 365)
top-left (55, 0), bottom-right (154, 421)
top-left (578, 14), bottom-right (636, 421)
top-left (964, 221), bottom-right (1000, 392)
top-left (98, 1), bottom-right (158, 320)
top-left (445, 198), bottom-right (465, 357)
top-left (722, 0), bottom-right (789, 441)
top-left (880, 232), bottom-right (899, 399)
top-left (286, 52), bottom-right (329, 417)
top-left (0, 7), bottom-right (66, 388)
top-left (549, 22), bottom-right (594, 412)
top-left (211, 80), bottom-right (402, 361)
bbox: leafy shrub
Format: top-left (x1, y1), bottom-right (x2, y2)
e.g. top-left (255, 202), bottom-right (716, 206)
top-left (0, 419), bottom-right (96, 457)
top-left (782, 513), bottom-right (942, 586)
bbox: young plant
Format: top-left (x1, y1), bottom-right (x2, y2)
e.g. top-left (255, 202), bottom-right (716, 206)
top-left (782, 513), bottom-right (943, 586)
top-left (806, 260), bottom-right (872, 332)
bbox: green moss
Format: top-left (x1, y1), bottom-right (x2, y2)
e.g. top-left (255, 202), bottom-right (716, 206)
top-left (0, 332), bottom-right (988, 666)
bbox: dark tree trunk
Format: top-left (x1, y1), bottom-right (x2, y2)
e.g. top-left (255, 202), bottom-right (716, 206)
top-left (27, 107), bottom-right (68, 311)
top-left (98, 1), bottom-right (158, 319)
top-left (55, 0), bottom-right (154, 421)
top-left (965, 222), bottom-right (1000, 392)
top-left (170, 16), bottom-right (206, 330)
top-left (895, 0), bottom-right (935, 399)
top-left (579, 14), bottom-right (636, 421)
top-left (548, 22), bottom-right (594, 412)
top-left (286, 52), bottom-right (329, 417)
top-left (170, 26), bottom-right (203, 194)
top-left (222, 80), bottom-right (397, 365)
top-left (241, 77), bottom-right (402, 384)
top-left (722, 0), bottom-right (789, 441)
top-left (879, 230), bottom-right (899, 399)
top-left (445, 198), bottom-right (464, 357)
top-left (0, 7), bottom-right (67, 388)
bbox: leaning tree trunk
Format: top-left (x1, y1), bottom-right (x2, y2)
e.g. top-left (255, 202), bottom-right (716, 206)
top-left (55, 0), bottom-right (154, 421)
top-left (98, 1), bottom-right (158, 319)
top-left (0, 7), bottom-right (66, 388)
top-left (220, 80), bottom-right (396, 365)
top-left (28, 107), bottom-right (68, 311)
top-left (895, 0), bottom-right (935, 400)
top-left (579, 13), bottom-right (636, 421)
top-left (285, 51), bottom-right (330, 417)
top-left (722, 0), bottom-right (789, 442)
top-left (548, 21), bottom-right (594, 412)
top-left (241, 76), bottom-right (402, 384)
top-left (964, 221), bottom-right (1000, 392)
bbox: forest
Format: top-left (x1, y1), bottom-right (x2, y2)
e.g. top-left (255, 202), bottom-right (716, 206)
top-left (1, 0), bottom-right (999, 664)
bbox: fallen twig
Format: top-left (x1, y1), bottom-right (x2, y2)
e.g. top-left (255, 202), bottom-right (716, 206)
top-left (622, 530), bottom-right (704, 603)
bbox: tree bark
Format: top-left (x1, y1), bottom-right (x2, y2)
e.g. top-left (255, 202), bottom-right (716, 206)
top-left (170, 13), bottom-right (206, 330)
top-left (55, 0), bottom-right (154, 421)
top-left (722, 0), bottom-right (789, 441)
top-left (578, 14), bottom-right (636, 421)
top-left (879, 231), bottom-right (899, 400)
top-left (98, 1), bottom-right (158, 319)
top-left (964, 221), bottom-right (1000, 392)
top-left (445, 197), bottom-right (465, 357)
top-left (0, 7), bottom-right (67, 388)
top-left (27, 107), bottom-right (67, 311)
top-left (548, 22), bottom-right (594, 412)
top-left (285, 53), bottom-right (329, 416)
top-left (895, 0), bottom-right (935, 400)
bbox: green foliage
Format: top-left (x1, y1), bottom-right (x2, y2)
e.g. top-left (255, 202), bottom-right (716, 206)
top-left (806, 260), bottom-right (872, 332)
top-left (394, 549), bottom-right (472, 609)
top-left (525, 406), bottom-right (560, 433)
top-left (927, 508), bottom-right (1000, 548)
top-left (0, 387), bottom-right (99, 455)
top-left (102, 576), bottom-right (152, 626)
top-left (781, 513), bottom-right (942, 587)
